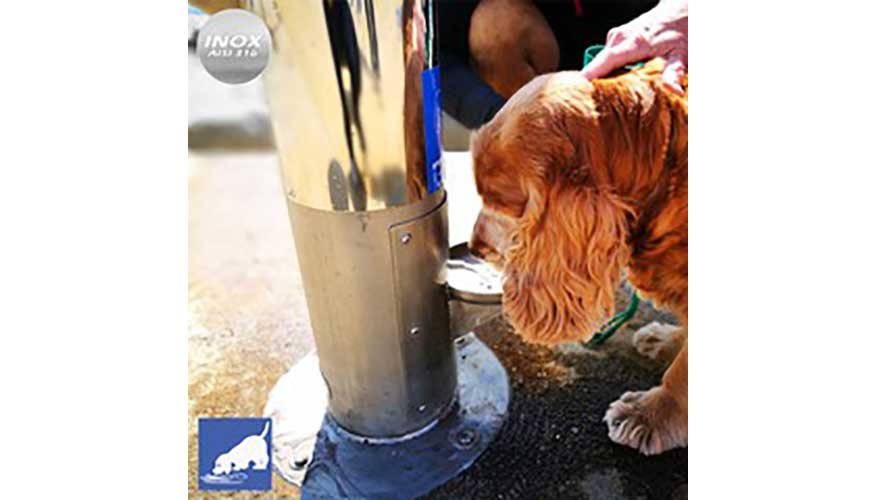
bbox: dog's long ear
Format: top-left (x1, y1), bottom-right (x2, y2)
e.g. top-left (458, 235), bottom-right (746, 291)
top-left (502, 181), bottom-right (632, 345)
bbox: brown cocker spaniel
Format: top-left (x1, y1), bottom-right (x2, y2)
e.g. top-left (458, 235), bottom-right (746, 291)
top-left (470, 59), bottom-right (688, 455)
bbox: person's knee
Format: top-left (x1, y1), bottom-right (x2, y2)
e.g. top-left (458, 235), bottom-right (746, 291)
top-left (469, 0), bottom-right (559, 99)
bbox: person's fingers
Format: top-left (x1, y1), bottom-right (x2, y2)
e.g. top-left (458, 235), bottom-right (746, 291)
top-left (581, 36), bottom-right (651, 80)
top-left (660, 54), bottom-right (686, 95)
top-left (606, 27), bottom-right (626, 46)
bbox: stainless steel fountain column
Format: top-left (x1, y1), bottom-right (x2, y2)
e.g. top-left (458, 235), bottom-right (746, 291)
top-left (255, 0), bottom-right (454, 438)
top-left (251, 1), bottom-right (508, 496)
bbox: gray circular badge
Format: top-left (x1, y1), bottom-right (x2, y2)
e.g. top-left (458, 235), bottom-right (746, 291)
top-left (197, 9), bottom-right (271, 84)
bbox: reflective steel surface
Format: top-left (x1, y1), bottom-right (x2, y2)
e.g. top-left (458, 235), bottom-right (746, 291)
top-left (249, 0), bottom-right (457, 438)
top-left (286, 194), bottom-right (455, 437)
top-left (447, 242), bottom-right (503, 304)
top-left (253, 0), bottom-right (433, 211)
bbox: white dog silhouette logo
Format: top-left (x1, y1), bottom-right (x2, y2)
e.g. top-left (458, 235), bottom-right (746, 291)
top-left (199, 420), bottom-right (272, 489)
top-left (199, 418), bottom-right (272, 490)
top-left (211, 421), bottom-right (271, 476)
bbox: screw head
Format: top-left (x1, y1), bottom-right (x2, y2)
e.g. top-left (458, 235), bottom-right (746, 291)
top-left (417, 404), bottom-right (427, 413)
top-left (454, 427), bottom-right (478, 448)
top-left (409, 326), bottom-right (421, 336)
top-left (401, 233), bottom-right (412, 244)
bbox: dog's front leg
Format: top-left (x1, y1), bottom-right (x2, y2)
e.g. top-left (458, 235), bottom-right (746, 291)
top-left (604, 339), bottom-right (688, 455)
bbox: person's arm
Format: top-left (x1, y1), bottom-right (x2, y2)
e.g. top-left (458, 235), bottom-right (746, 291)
top-left (581, 0), bottom-right (688, 94)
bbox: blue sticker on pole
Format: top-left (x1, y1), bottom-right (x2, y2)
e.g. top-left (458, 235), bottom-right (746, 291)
top-left (421, 66), bottom-right (443, 193)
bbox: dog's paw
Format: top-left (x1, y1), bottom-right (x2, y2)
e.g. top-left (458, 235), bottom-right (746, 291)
top-left (632, 322), bottom-right (683, 361)
top-left (604, 387), bottom-right (687, 456)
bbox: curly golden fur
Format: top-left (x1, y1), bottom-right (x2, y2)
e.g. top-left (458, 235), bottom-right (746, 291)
top-left (470, 59), bottom-right (688, 455)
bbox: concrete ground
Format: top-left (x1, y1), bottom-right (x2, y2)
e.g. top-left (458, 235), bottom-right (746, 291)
top-left (188, 46), bottom-right (686, 498)
top-left (189, 151), bottom-right (309, 499)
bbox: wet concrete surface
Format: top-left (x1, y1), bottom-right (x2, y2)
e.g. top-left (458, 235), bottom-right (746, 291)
top-left (426, 290), bottom-right (687, 500)
top-left (188, 151), bottom-right (686, 498)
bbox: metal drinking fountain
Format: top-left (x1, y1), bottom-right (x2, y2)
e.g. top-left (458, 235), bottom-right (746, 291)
top-left (242, 0), bottom-right (510, 497)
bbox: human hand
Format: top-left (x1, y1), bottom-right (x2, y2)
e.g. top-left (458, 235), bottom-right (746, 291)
top-left (581, 0), bottom-right (688, 94)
